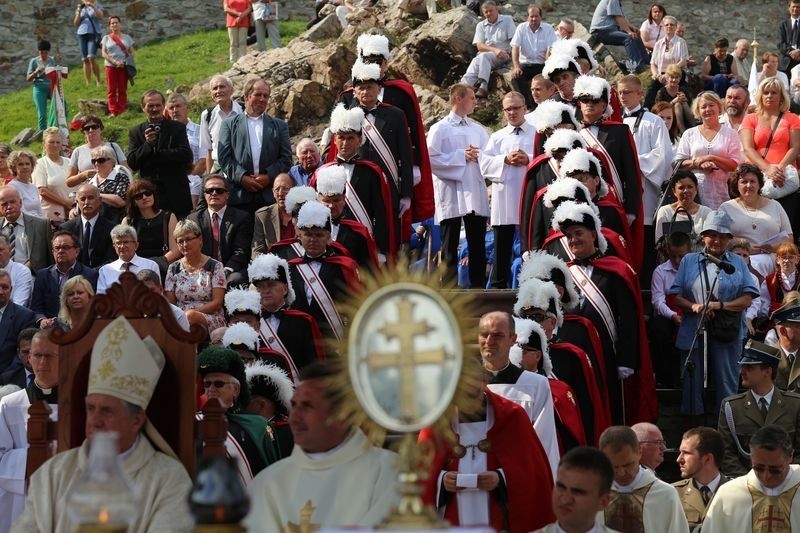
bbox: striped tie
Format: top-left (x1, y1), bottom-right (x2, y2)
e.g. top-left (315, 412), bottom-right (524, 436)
top-left (3, 222), bottom-right (15, 260)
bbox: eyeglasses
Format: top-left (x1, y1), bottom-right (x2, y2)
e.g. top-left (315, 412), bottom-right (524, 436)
top-left (503, 105), bottom-right (525, 113)
top-left (778, 255), bottom-right (799, 262)
top-left (204, 187), bottom-right (228, 195)
top-left (132, 190), bottom-right (154, 201)
top-left (30, 352), bottom-right (58, 361)
top-left (579, 97), bottom-right (603, 104)
top-left (53, 245), bottom-right (75, 251)
top-left (91, 158), bottom-right (110, 165)
top-left (641, 439), bottom-right (667, 447)
top-left (176, 235), bottom-right (199, 246)
top-left (203, 380), bottom-right (234, 389)
top-left (82, 124), bottom-right (101, 132)
top-left (752, 464), bottom-right (787, 476)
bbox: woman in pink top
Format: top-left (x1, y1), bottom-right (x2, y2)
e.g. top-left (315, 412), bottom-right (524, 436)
top-left (224, 0), bottom-right (252, 63)
top-left (741, 75), bottom-right (800, 237)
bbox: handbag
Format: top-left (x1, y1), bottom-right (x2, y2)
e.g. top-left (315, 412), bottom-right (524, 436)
top-left (701, 258), bottom-right (741, 343)
top-left (87, 13), bottom-right (103, 48)
top-left (109, 33), bottom-right (137, 85)
top-left (758, 112), bottom-right (800, 199)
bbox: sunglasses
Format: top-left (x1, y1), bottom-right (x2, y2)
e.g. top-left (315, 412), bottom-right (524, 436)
top-left (82, 124), bottom-right (101, 131)
top-left (132, 190), bottom-right (154, 201)
top-left (91, 158), bottom-right (110, 165)
top-left (203, 380), bottom-right (233, 389)
top-left (204, 187), bottom-right (228, 195)
top-left (579, 98), bottom-right (603, 104)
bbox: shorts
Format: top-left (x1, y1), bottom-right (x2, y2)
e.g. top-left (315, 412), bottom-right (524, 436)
top-left (78, 33), bottom-right (99, 60)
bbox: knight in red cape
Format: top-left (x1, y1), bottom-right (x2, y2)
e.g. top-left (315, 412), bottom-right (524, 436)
top-left (420, 376), bottom-right (555, 533)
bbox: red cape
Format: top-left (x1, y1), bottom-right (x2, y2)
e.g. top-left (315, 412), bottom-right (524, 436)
top-left (310, 160), bottom-right (397, 258)
top-left (278, 310), bottom-right (326, 363)
top-left (588, 257), bottom-right (658, 424)
top-left (550, 341), bottom-right (611, 446)
top-left (563, 314), bottom-right (608, 392)
top-left (548, 378), bottom-right (587, 451)
top-left (419, 390), bottom-right (555, 533)
top-left (288, 253), bottom-right (363, 293)
top-left (337, 218), bottom-right (379, 268)
top-left (267, 237), bottom-right (351, 260)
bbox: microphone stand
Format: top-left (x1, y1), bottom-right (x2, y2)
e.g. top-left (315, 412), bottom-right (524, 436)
top-left (682, 255), bottom-right (722, 427)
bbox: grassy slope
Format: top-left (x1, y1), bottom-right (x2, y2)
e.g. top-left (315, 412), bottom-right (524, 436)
top-left (0, 20), bottom-right (306, 151)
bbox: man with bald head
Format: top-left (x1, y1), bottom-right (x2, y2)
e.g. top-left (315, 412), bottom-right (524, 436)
top-left (632, 422), bottom-right (666, 472)
top-left (479, 310), bottom-right (559, 477)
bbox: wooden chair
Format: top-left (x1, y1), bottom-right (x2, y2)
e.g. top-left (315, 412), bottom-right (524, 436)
top-left (26, 272), bottom-right (226, 480)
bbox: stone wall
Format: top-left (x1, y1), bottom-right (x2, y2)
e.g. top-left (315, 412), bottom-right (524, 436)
top-left (0, 0), bottom-right (786, 96)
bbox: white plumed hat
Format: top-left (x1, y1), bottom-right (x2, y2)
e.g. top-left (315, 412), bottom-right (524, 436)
top-left (247, 253), bottom-right (295, 306)
top-left (551, 38), bottom-right (599, 72)
top-left (285, 186), bottom-right (318, 216)
top-left (514, 277), bottom-right (563, 327)
top-left (329, 103), bottom-right (364, 134)
top-left (351, 59), bottom-right (382, 84)
top-left (222, 322), bottom-right (260, 352)
top-left (357, 33), bottom-right (390, 59)
top-left (533, 100), bottom-right (580, 133)
top-left (315, 165), bottom-right (347, 196)
top-left (543, 54), bottom-right (581, 80)
top-left (224, 288), bottom-right (261, 316)
top-left (518, 250), bottom-right (579, 308)
top-left (509, 317), bottom-right (552, 375)
top-left (246, 360), bottom-right (294, 413)
top-left (297, 200), bottom-right (332, 230)
top-left (544, 177), bottom-right (597, 209)
top-left (559, 148), bottom-right (608, 197)
top-left (551, 200), bottom-right (608, 254)
top-left (575, 74), bottom-right (614, 118)
top-left (543, 129), bottom-right (586, 155)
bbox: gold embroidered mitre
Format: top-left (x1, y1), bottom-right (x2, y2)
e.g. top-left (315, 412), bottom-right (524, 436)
top-left (88, 316), bottom-right (165, 409)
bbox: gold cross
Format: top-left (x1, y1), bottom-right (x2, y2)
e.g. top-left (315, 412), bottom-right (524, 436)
top-left (283, 500), bottom-right (320, 533)
top-left (367, 296), bottom-right (448, 422)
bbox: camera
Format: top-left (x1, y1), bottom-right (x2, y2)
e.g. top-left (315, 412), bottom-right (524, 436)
top-left (146, 123), bottom-right (161, 133)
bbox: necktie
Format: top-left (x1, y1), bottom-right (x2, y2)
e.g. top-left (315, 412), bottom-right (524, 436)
top-left (27, 373), bottom-right (35, 387)
top-left (3, 222), bottom-right (15, 260)
top-left (513, 126), bottom-right (522, 135)
top-left (83, 220), bottom-right (91, 258)
top-left (211, 212), bottom-right (221, 261)
top-left (699, 485), bottom-right (711, 505)
top-left (759, 397), bottom-right (769, 420)
top-left (795, 20), bottom-right (799, 45)
top-left (122, 262), bottom-right (132, 272)
top-left (459, 118), bottom-right (468, 126)
top-left (789, 352), bottom-right (797, 368)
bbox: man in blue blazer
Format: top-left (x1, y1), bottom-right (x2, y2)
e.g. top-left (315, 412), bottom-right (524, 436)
top-left (58, 184), bottom-right (116, 269)
top-left (0, 270), bottom-right (36, 375)
top-left (31, 230), bottom-right (98, 328)
top-left (217, 78), bottom-right (292, 214)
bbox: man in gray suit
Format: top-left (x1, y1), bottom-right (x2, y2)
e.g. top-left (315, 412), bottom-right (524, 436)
top-left (252, 173), bottom-right (295, 256)
top-left (217, 78), bottom-right (293, 215)
top-left (0, 186), bottom-right (51, 273)
top-left (772, 299), bottom-right (800, 393)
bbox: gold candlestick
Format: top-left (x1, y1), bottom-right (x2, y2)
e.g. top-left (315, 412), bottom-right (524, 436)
top-left (752, 28), bottom-right (760, 70)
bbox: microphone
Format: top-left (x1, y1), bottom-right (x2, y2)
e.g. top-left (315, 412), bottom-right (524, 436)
top-left (703, 253), bottom-right (736, 275)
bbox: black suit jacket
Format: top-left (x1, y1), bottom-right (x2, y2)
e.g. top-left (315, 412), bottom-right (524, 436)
top-left (59, 216), bottom-right (116, 268)
top-left (0, 213), bottom-right (52, 272)
top-left (276, 312), bottom-right (324, 370)
top-left (0, 302), bottom-right (36, 374)
top-left (344, 162), bottom-right (393, 255)
top-left (351, 103), bottom-right (414, 201)
top-left (30, 262), bottom-right (98, 322)
top-left (188, 207), bottom-right (253, 273)
top-left (779, 18), bottom-right (800, 73)
top-left (0, 363), bottom-right (25, 388)
top-left (593, 124), bottom-right (642, 219)
top-left (126, 119), bottom-right (193, 218)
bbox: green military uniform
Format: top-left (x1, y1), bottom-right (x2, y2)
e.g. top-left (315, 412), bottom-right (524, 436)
top-left (775, 345), bottom-right (800, 394)
top-left (671, 475), bottom-right (731, 531)
top-left (717, 339), bottom-right (800, 477)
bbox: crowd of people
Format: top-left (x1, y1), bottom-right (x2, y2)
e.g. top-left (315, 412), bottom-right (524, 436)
top-left (4, 0), bottom-right (800, 531)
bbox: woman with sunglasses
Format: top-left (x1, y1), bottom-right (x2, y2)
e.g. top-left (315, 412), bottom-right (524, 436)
top-left (88, 145), bottom-right (129, 224)
top-left (66, 115), bottom-right (128, 186)
top-left (121, 180), bottom-right (179, 277)
top-left (8, 149), bottom-right (44, 217)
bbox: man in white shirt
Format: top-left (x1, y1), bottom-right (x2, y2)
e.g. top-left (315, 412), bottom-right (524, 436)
top-left (555, 18), bottom-right (575, 40)
top-left (460, 1), bottom-right (517, 98)
top-left (597, 425), bottom-right (689, 532)
top-left (167, 92), bottom-right (205, 209)
top-left (96, 225), bottom-right (159, 294)
top-left (427, 84), bottom-right (490, 288)
top-left (199, 74), bottom-right (242, 174)
top-left (510, 5), bottom-right (557, 110)
top-left (0, 236), bottom-right (31, 308)
top-left (733, 38), bottom-right (752, 85)
top-left (719, 84), bottom-right (750, 132)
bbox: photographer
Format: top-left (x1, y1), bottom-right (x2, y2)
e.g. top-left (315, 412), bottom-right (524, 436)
top-left (126, 89), bottom-right (194, 219)
top-left (73, 0), bottom-right (105, 86)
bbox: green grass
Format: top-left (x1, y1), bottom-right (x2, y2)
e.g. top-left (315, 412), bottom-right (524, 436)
top-left (0, 20), bottom-right (307, 151)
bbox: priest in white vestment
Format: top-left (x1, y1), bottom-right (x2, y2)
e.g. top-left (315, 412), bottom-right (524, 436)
top-left (704, 424), bottom-right (800, 532)
top-left (596, 426), bottom-right (689, 533)
top-left (11, 317), bottom-right (193, 533)
top-left (479, 311), bottom-right (559, 479)
top-left (0, 330), bottom-right (59, 532)
top-left (244, 361), bottom-right (399, 532)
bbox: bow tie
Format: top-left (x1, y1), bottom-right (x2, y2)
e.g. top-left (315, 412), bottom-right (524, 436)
top-left (582, 118), bottom-right (604, 128)
top-left (570, 252), bottom-right (602, 266)
top-left (360, 105), bottom-right (376, 116)
top-left (337, 155), bottom-right (359, 165)
top-left (262, 309), bottom-right (284, 320)
top-left (302, 252), bottom-right (328, 263)
top-left (623, 109), bottom-right (642, 119)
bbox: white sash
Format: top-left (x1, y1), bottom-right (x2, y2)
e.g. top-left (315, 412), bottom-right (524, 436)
top-left (569, 264), bottom-right (618, 343)
top-left (344, 180), bottom-right (374, 236)
top-left (559, 235), bottom-right (576, 260)
top-left (290, 241), bottom-right (305, 257)
top-left (295, 263), bottom-right (344, 340)
top-left (258, 318), bottom-right (300, 382)
top-left (547, 157), bottom-right (560, 177)
top-left (362, 115), bottom-right (400, 191)
top-left (579, 128), bottom-right (625, 203)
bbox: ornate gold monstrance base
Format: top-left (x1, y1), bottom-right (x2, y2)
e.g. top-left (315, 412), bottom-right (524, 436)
top-left (376, 434), bottom-right (447, 530)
